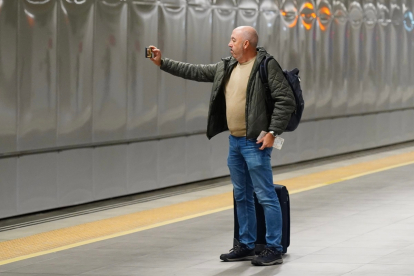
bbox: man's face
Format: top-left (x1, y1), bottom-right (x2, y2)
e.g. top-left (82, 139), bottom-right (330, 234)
top-left (228, 29), bottom-right (245, 61)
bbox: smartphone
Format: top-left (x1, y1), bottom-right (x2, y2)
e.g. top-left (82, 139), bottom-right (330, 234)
top-left (145, 47), bottom-right (152, 58)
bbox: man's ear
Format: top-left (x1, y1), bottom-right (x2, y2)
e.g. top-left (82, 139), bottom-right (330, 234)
top-left (243, 40), bottom-right (249, 49)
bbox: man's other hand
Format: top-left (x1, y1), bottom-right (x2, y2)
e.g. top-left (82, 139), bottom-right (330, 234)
top-left (149, 46), bottom-right (161, 66)
top-left (256, 133), bottom-right (275, 150)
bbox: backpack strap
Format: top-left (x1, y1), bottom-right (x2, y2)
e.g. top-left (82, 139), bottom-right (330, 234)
top-left (259, 55), bottom-right (273, 93)
top-left (259, 54), bottom-right (284, 92)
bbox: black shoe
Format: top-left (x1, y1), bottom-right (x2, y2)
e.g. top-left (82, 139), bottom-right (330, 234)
top-left (251, 247), bottom-right (283, 266)
top-left (220, 243), bottom-right (255, 262)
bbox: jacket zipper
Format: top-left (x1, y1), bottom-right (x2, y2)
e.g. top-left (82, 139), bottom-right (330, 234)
top-left (245, 57), bottom-right (261, 143)
top-left (210, 59), bottom-right (231, 139)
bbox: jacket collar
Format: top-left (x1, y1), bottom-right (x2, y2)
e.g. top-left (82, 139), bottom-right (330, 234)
top-left (251, 47), bottom-right (269, 73)
top-left (221, 56), bottom-right (237, 69)
top-left (256, 47), bottom-right (268, 61)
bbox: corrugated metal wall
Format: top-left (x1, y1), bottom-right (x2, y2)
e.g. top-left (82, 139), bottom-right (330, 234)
top-left (0, 0), bottom-right (413, 219)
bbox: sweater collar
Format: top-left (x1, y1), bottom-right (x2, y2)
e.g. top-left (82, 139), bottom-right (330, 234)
top-left (222, 47), bottom-right (269, 71)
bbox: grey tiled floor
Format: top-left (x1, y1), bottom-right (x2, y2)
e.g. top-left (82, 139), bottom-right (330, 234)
top-left (1, 151), bottom-right (414, 275)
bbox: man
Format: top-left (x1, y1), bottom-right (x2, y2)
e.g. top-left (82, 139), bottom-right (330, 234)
top-left (149, 26), bottom-right (296, 266)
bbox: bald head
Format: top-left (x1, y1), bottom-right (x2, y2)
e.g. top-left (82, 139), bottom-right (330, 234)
top-left (234, 26), bottom-right (259, 49)
top-left (228, 26), bottom-right (259, 63)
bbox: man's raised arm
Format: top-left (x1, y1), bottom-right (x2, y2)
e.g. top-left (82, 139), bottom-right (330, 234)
top-left (148, 45), bottom-right (217, 83)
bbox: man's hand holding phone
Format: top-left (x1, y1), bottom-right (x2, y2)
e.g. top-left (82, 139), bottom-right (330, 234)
top-left (147, 45), bottom-right (161, 67)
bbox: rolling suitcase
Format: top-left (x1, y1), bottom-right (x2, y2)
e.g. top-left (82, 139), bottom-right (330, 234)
top-left (233, 184), bottom-right (290, 254)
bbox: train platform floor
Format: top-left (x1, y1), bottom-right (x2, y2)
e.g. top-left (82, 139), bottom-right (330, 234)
top-left (1, 142), bottom-right (414, 276)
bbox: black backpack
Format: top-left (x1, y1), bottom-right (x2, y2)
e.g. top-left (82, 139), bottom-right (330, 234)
top-left (259, 55), bottom-right (304, 132)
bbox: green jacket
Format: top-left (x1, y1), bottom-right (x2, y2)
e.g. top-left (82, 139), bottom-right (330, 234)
top-left (160, 47), bottom-right (296, 140)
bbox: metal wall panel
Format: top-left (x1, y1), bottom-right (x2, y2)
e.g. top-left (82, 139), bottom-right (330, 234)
top-left (57, 0), bottom-right (94, 146)
top-left (401, 0), bottom-right (413, 108)
top-left (161, 0), bottom-right (185, 5)
top-left (158, 137), bottom-right (186, 188)
top-left (331, 0), bottom-right (349, 116)
top-left (389, 111), bottom-right (403, 144)
top-left (346, 115), bottom-right (364, 152)
top-left (376, 112), bottom-right (391, 146)
top-left (361, 114), bottom-right (377, 149)
top-left (361, 0), bottom-right (377, 113)
top-left (278, 130), bottom-right (300, 165)
top-left (93, 0), bottom-right (128, 142)
top-left (17, 153), bottom-right (58, 215)
top-left (158, 0), bottom-right (186, 135)
top-left (185, 134), bottom-right (212, 182)
top-left (93, 144), bottom-right (128, 199)
top-left (57, 148), bottom-right (93, 207)
top-left (127, 1), bottom-right (159, 139)
top-left (404, 1), bottom-right (414, 107)
top-left (212, 0), bottom-right (236, 61)
top-left (127, 140), bottom-right (158, 193)
top-left (210, 132), bottom-right (230, 178)
top-left (296, 0), bottom-right (315, 120)
top-left (258, 0), bottom-right (280, 56)
top-left (0, 0), bottom-right (18, 154)
top-left (330, 117), bottom-right (350, 155)
top-left (314, 0), bottom-right (333, 118)
top-left (402, 109), bottom-right (414, 141)
top-left (296, 122), bottom-right (317, 162)
top-left (315, 119), bottom-right (333, 157)
top-left (2, 0), bottom-right (413, 154)
top-left (186, 0), bottom-right (212, 132)
top-left (18, 0), bottom-right (57, 151)
top-left (237, 0), bottom-right (258, 27)
top-left (347, 0), bottom-right (363, 115)
top-left (389, 0), bottom-right (404, 109)
top-left (376, 0), bottom-right (391, 111)
top-left (0, 158), bottom-right (17, 219)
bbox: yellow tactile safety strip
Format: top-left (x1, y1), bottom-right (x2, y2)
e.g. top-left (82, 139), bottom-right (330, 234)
top-left (0, 193), bottom-right (233, 265)
top-left (277, 150), bottom-right (414, 193)
top-left (1, 150), bottom-right (414, 265)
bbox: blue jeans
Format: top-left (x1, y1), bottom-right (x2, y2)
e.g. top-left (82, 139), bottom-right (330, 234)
top-left (227, 135), bottom-right (283, 252)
